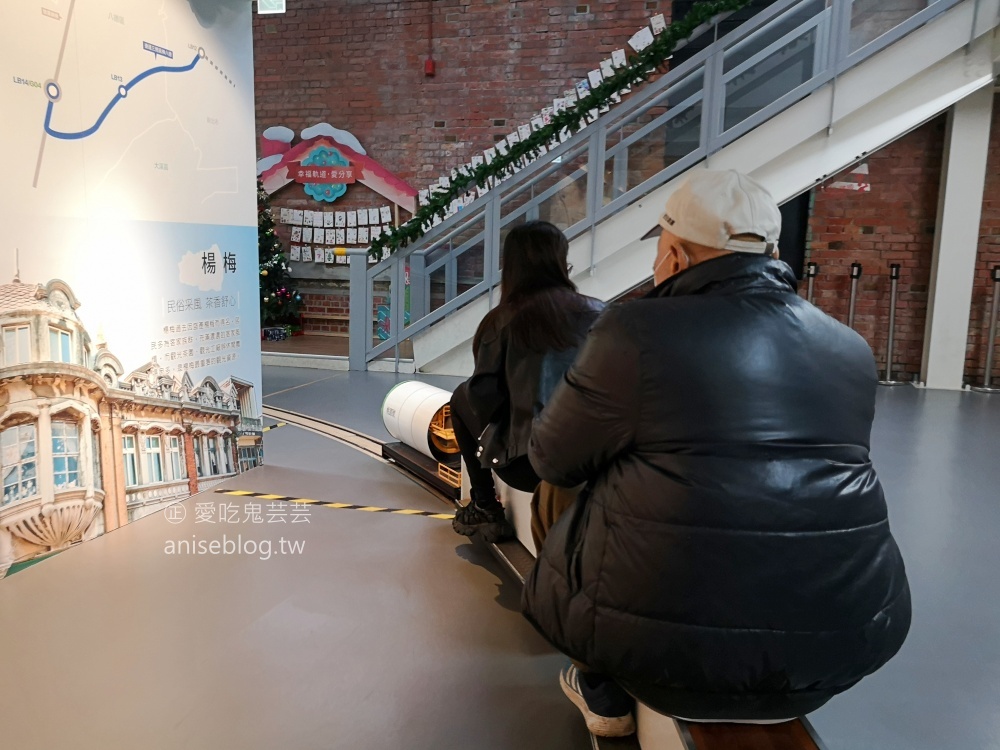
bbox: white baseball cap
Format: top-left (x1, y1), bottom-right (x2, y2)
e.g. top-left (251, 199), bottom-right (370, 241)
top-left (642, 169), bottom-right (781, 255)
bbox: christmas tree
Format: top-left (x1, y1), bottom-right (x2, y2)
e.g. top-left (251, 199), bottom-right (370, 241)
top-left (258, 180), bottom-right (302, 328)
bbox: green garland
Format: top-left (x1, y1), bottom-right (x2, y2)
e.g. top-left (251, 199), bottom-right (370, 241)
top-left (371, 0), bottom-right (753, 258)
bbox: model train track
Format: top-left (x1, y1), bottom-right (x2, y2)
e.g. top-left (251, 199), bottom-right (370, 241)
top-left (261, 405), bottom-right (386, 459)
top-left (261, 404), bottom-right (457, 502)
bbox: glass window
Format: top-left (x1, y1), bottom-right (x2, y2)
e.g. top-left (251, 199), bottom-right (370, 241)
top-left (51, 421), bottom-right (80, 490)
top-left (123, 435), bottom-right (138, 487)
top-left (93, 430), bottom-right (102, 490)
top-left (3, 325), bottom-right (31, 366)
top-left (168, 436), bottom-right (184, 481)
top-left (208, 437), bottom-right (219, 475)
top-left (49, 328), bottom-right (72, 363)
top-left (193, 436), bottom-right (203, 478)
top-left (1, 424), bottom-right (38, 506)
top-left (144, 435), bottom-right (163, 483)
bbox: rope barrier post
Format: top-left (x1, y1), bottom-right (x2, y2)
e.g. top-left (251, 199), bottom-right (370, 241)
top-left (971, 266), bottom-right (1000, 393)
top-left (879, 264), bottom-right (907, 386)
top-left (806, 261), bottom-right (819, 304)
top-left (847, 262), bottom-right (862, 330)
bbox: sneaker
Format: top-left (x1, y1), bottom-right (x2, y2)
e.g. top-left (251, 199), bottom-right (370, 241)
top-left (452, 497), bottom-right (514, 543)
top-left (559, 664), bottom-right (636, 738)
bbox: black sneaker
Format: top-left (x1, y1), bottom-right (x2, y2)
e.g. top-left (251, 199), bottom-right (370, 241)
top-left (452, 498), bottom-right (514, 543)
top-left (559, 664), bottom-right (636, 737)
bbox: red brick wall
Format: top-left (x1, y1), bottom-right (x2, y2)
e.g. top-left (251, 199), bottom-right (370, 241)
top-left (299, 288), bottom-right (389, 336)
top-left (254, 0), bottom-right (664, 184)
top-left (254, 0), bottom-right (666, 267)
top-left (965, 95), bottom-right (1000, 385)
top-left (805, 117), bottom-right (946, 381)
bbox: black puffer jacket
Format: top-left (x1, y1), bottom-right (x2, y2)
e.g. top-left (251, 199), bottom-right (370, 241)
top-left (467, 295), bottom-right (605, 463)
top-left (524, 254), bottom-right (911, 721)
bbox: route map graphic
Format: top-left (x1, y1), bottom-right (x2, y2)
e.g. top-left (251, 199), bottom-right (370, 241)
top-left (2, 0), bottom-right (254, 227)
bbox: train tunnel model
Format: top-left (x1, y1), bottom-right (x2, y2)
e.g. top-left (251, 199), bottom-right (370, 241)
top-left (381, 381), bottom-right (462, 497)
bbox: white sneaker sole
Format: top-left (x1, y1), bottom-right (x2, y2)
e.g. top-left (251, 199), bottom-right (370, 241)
top-left (560, 671), bottom-right (636, 738)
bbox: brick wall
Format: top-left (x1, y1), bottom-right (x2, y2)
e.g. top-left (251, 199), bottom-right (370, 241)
top-left (805, 117), bottom-right (946, 381)
top-left (255, 0), bottom-right (665, 184)
top-left (254, 0), bottom-right (666, 287)
top-left (965, 95), bottom-right (1000, 385)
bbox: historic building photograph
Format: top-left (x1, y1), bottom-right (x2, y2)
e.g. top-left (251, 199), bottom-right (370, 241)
top-left (0, 277), bottom-right (263, 578)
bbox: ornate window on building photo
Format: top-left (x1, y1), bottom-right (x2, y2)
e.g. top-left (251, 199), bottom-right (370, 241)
top-left (144, 435), bottom-right (164, 484)
top-left (1, 424), bottom-right (38, 506)
top-left (48, 327), bottom-right (72, 363)
top-left (51, 421), bottom-right (80, 490)
top-left (167, 435), bottom-right (184, 481)
top-left (123, 434), bottom-right (138, 488)
top-left (3, 325), bottom-right (30, 366)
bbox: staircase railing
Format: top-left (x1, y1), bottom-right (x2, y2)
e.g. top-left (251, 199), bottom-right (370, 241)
top-left (347, 0), bottom-right (969, 371)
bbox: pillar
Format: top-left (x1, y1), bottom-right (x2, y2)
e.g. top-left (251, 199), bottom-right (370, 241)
top-left (921, 86), bottom-right (995, 389)
top-left (183, 428), bottom-right (199, 496)
top-left (98, 401), bottom-right (122, 532)
top-left (108, 403), bottom-right (128, 527)
top-left (37, 404), bottom-right (54, 501)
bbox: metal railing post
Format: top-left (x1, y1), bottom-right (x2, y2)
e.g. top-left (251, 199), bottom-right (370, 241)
top-left (585, 128), bottom-right (604, 273)
top-left (806, 261), bottom-right (819, 304)
top-left (410, 250), bottom-right (428, 320)
top-left (348, 249), bottom-right (369, 371)
top-left (847, 262), bottom-right (862, 329)
top-left (700, 44), bottom-right (726, 156)
top-left (879, 264), bottom-right (907, 385)
top-left (972, 266), bottom-right (1000, 393)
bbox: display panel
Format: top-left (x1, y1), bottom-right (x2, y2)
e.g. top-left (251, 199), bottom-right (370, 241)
top-left (0, 0), bottom-right (261, 577)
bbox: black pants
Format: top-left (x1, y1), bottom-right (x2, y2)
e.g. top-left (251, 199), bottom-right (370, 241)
top-left (450, 382), bottom-right (540, 496)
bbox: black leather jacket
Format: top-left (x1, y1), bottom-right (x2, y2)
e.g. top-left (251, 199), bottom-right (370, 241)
top-left (466, 295), bottom-right (605, 465)
top-left (523, 254), bottom-right (911, 721)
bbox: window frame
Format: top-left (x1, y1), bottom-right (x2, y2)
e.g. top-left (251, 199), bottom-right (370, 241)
top-left (3, 324), bottom-right (31, 366)
top-left (144, 434), bottom-right (164, 484)
top-left (1, 423), bottom-right (38, 506)
top-left (123, 434), bottom-right (138, 488)
top-left (51, 420), bottom-right (81, 491)
top-left (48, 327), bottom-right (72, 364)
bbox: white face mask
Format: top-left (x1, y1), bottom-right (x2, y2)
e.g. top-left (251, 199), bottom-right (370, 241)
top-left (653, 246), bottom-right (687, 281)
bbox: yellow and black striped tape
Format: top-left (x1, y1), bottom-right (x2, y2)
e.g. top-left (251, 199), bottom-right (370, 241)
top-left (262, 422), bottom-right (287, 433)
top-left (214, 489), bottom-right (455, 520)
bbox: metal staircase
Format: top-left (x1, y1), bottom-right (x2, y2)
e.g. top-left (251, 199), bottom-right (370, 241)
top-left (342, 0), bottom-right (1000, 375)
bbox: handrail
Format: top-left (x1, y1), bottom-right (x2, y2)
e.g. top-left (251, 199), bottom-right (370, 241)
top-left (351, 0), bottom-right (972, 370)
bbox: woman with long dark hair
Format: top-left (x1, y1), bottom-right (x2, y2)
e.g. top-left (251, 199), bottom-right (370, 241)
top-left (450, 220), bottom-right (603, 542)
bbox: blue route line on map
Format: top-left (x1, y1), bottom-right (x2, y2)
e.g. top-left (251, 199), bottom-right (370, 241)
top-left (44, 53), bottom-right (201, 141)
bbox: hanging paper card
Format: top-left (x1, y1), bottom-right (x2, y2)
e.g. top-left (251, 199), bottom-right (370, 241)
top-left (291, 209), bottom-right (304, 225)
top-left (575, 80), bottom-right (590, 99)
top-left (518, 124), bottom-right (531, 140)
top-left (347, 228), bottom-right (358, 244)
top-left (326, 229), bottom-right (336, 244)
top-left (290, 245), bottom-right (301, 261)
top-left (324, 212), bottom-right (334, 228)
top-left (325, 248), bottom-right (336, 263)
top-left (291, 227), bottom-right (302, 242)
top-left (368, 208), bottom-right (380, 225)
top-left (347, 211), bottom-right (357, 227)
top-left (650, 14), bottom-right (666, 34)
top-left (370, 226), bottom-right (382, 240)
top-left (380, 205), bottom-right (392, 223)
top-left (600, 60), bottom-right (615, 79)
top-left (313, 247), bottom-right (323, 263)
top-left (302, 227), bottom-right (313, 243)
top-left (418, 189), bottom-right (429, 206)
top-left (336, 229), bottom-right (346, 244)
top-left (531, 117), bottom-right (544, 131)
top-left (356, 209), bottom-right (368, 226)
top-left (629, 27), bottom-right (654, 51)
top-left (358, 227), bottom-right (369, 244)
top-left (588, 70), bottom-right (603, 89)
top-left (302, 246), bottom-right (313, 262)
top-left (280, 208), bottom-right (292, 223)
top-left (612, 49), bottom-right (627, 67)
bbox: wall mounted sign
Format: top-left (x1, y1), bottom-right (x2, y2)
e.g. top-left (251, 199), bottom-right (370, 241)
top-left (257, 123), bottom-right (417, 213)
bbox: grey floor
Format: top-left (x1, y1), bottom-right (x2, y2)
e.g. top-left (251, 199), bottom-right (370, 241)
top-left (0, 403), bottom-right (588, 749)
top-left (1, 367), bottom-right (998, 750)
